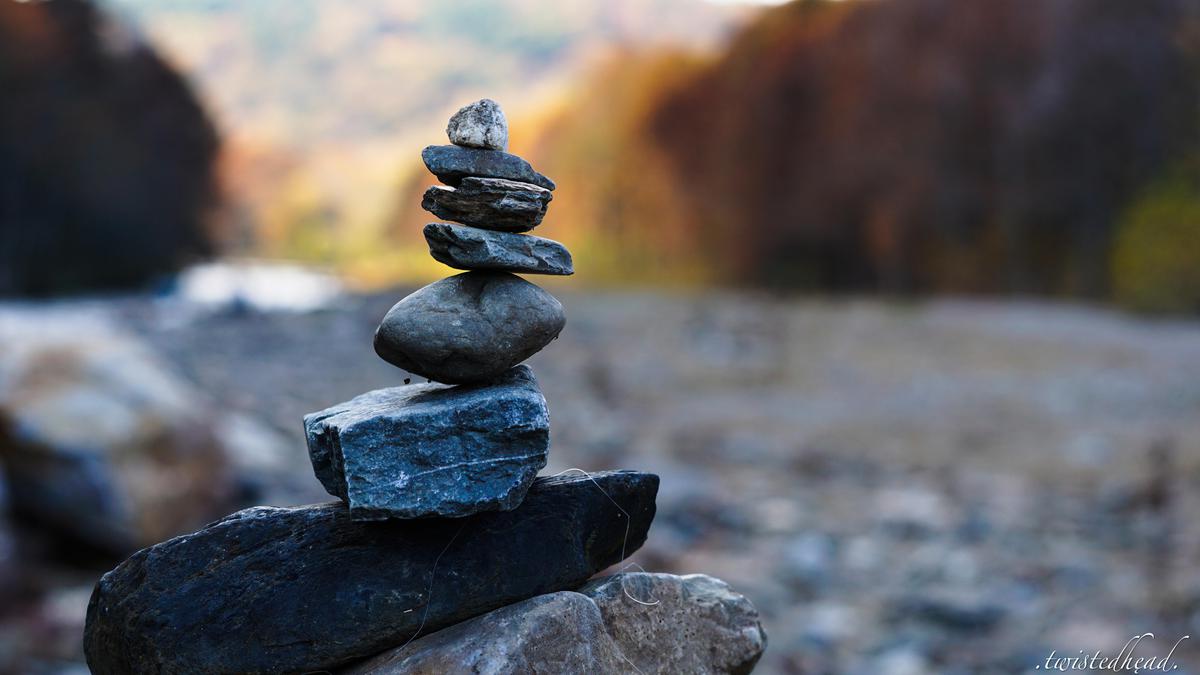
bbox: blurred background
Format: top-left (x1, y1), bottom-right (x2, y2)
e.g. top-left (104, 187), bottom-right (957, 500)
top-left (1, 0), bottom-right (1200, 672)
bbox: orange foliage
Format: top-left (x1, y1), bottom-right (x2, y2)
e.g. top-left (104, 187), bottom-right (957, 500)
top-left (651, 0), bottom-right (1199, 295)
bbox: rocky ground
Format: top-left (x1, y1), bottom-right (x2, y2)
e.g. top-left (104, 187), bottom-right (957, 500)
top-left (4, 289), bottom-right (1200, 673)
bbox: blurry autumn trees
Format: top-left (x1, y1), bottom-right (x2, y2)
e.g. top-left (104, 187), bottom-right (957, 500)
top-left (479, 0), bottom-right (1199, 309)
top-left (0, 0), bottom-right (217, 296)
top-left (2, 0), bottom-right (1197, 309)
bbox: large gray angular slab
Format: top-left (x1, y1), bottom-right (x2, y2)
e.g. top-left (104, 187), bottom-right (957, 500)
top-left (421, 177), bottom-right (552, 232)
top-left (83, 471), bottom-right (659, 675)
top-left (303, 365), bottom-right (549, 520)
top-left (373, 271), bottom-right (565, 384)
top-left (422, 145), bottom-right (555, 191)
top-left (424, 223), bottom-right (573, 276)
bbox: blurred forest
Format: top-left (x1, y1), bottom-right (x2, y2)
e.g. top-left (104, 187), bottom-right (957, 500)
top-left (0, 0), bottom-right (217, 296)
top-left (482, 0), bottom-right (1200, 308)
top-left (2, 0), bottom-right (1199, 311)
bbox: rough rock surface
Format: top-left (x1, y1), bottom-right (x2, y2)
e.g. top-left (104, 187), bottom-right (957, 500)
top-left (83, 471), bottom-right (659, 675)
top-left (344, 573), bottom-right (766, 675)
top-left (374, 271), bottom-right (565, 384)
top-left (422, 177), bottom-right (552, 232)
top-left (303, 365), bottom-right (549, 519)
top-left (343, 591), bottom-right (626, 674)
top-left (424, 223), bottom-right (573, 276)
top-left (582, 573), bottom-right (767, 674)
top-left (422, 145), bottom-right (556, 191)
top-left (446, 98), bottom-right (508, 151)
top-left (0, 312), bottom-right (237, 554)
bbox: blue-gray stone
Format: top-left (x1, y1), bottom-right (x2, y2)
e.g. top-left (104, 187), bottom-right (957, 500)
top-left (422, 145), bottom-right (556, 191)
top-left (424, 222), bottom-right (574, 275)
top-left (303, 366), bottom-right (549, 520)
top-left (421, 177), bottom-right (552, 232)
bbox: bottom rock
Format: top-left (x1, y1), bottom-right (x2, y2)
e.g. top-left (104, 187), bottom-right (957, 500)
top-left (345, 573), bottom-right (767, 675)
top-left (84, 471), bottom-right (658, 675)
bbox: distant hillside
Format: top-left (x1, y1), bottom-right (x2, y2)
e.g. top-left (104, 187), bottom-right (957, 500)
top-left (102, 0), bottom-right (739, 146)
top-left (98, 0), bottom-right (743, 283)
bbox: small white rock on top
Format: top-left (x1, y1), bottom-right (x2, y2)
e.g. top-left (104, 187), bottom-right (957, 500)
top-left (446, 98), bottom-right (509, 151)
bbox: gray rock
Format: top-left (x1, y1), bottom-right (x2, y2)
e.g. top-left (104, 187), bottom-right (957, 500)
top-left (422, 145), bottom-right (555, 191)
top-left (342, 591), bottom-right (628, 675)
top-left (887, 591), bottom-right (1006, 632)
top-left (424, 223), bottom-right (573, 276)
top-left (0, 312), bottom-right (237, 555)
top-left (422, 177), bottom-right (553, 232)
top-left (84, 471), bottom-right (659, 675)
top-left (346, 573), bottom-right (767, 675)
top-left (582, 573), bottom-right (767, 675)
top-left (446, 98), bottom-right (508, 151)
top-left (303, 365), bottom-right (549, 520)
top-left (374, 272), bottom-right (565, 384)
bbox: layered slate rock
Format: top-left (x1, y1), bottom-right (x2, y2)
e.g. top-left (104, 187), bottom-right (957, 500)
top-left (83, 471), bottom-right (659, 675)
top-left (422, 145), bottom-right (556, 191)
top-left (345, 573), bottom-right (766, 675)
top-left (422, 177), bottom-right (552, 232)
top-left (374, 271), bottom-right (565, 384)
top-left (446, 99), bottom-right (508, 151)
top-left (304, 366), bottom-right (549, 520)
top-left (424, 223), bottom-right (573, 276)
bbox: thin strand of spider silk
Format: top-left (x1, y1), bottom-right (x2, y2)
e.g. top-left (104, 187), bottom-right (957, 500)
top-left (395, 520), bottom-right (467, 652)
top-left (550, 468), bottom-right (661, 607)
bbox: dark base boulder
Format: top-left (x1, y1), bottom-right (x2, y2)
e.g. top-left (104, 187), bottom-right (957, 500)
top-left (83, 471), bottom-right (658, 675)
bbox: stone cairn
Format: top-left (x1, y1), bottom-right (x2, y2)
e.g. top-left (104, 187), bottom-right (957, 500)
top-left (83, 100), bottom-right (765, 674)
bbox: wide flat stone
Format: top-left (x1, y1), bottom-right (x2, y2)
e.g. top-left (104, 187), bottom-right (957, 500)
top-left (374, 271), bottom-right (565, 384)
top-left (303, 365), bottom-right (549, 520)
top-left (424, 223), bottom-right (573, 276)
top-left (344, 573), bottom-right (766, 675)
top-left (422, 145), bottom-right (555, 191)
top-left (422, 177), bottom-right (552, 232)
top-left (446, 98), bottom-right (508, 151)
top-left (83, 471), bottom-right (659, 675)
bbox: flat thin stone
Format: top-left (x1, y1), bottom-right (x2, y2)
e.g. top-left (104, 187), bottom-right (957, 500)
top-left (424, 223), bottom-right (573, 276)
top-left (303, 365), bottom-right (549, 520)
top-left (83, 471), bottom-right (659, 675)
top-left (373, 271), bottom-right (565, 384)
top-left (422, 145), bottom-right (555, 191)
top-left (422, 177), bottom-right (552, 232)
top-left (446, 99), bottom-right (508, 151)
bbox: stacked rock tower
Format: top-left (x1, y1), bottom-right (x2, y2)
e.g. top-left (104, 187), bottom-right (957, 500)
top-left (309, 99), bottom-right (578, 521)
top-left (82, 100), bottom-right (660, 674)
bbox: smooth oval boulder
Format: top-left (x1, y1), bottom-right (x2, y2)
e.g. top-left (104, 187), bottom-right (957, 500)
top-left (83, 471), bottom-right (659, 675)
top-left (422, 177), bottom-right (552, 232)
top-left (424, 223), bottom-right (573, 275)
top-left (374, 272), bottom-right (565, 384)
top-left (421, 145), bottom-right (555, 191)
